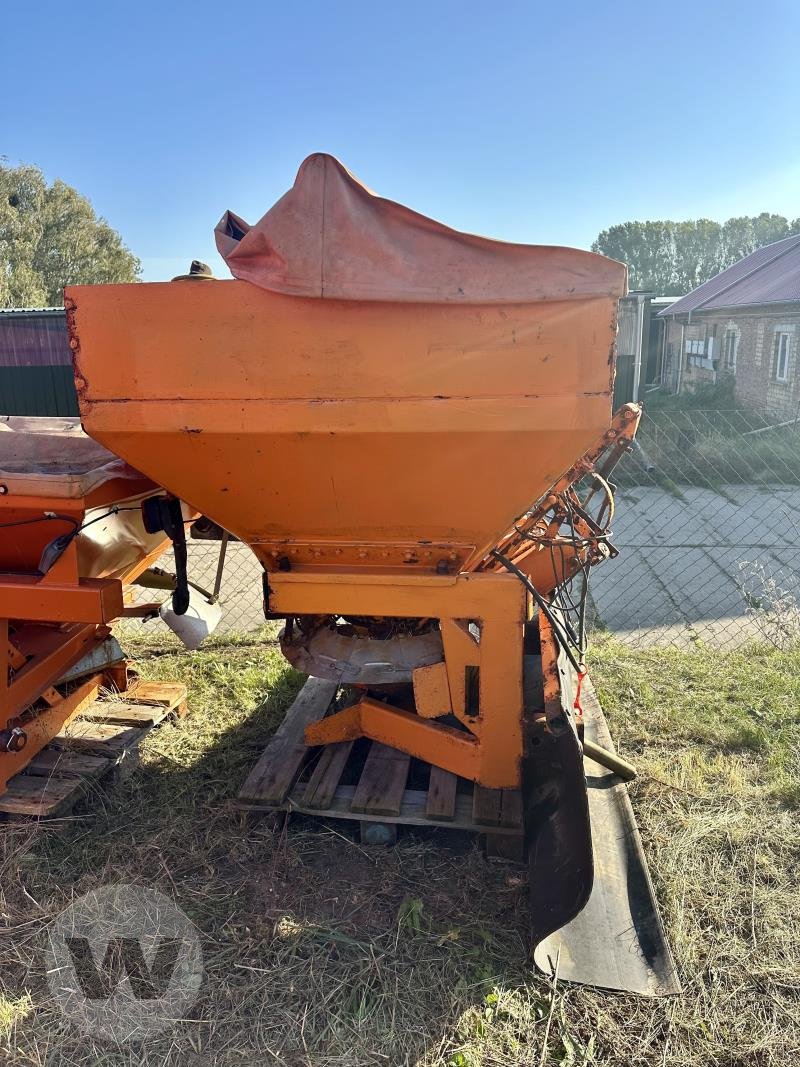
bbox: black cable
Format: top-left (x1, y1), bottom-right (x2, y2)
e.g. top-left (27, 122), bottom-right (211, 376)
top-left (493, 448), bottom-right (621, 667)
top-left (534, 498), bottom-right (591, 664)
top-left (562, 492), bottom-right (591, 659)
top-left (490, 548), bottom-right (583, 673)
top-left (513, 526), bottom-right (610, 547)
top-left (549, 543), bottom-right (581, 639)
top-left (0, 505), bottom-right (140, 537)
top-left (8, 506), bottom-right (145, 576)
top-left (0, 514), bottom-right (79, 532)
top-left (494, 476), bottom-right (616, 670)
top-left (77, 505), bottom-right (141, 533)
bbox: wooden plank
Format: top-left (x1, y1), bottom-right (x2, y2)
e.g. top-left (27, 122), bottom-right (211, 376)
top-left (23, 749), bottom-right (110, 779)
top-left (425, 766), bottom-right (458, 821)
top-left (119, 680), bottom-right (188, 714)
top-left (0, 774), bottom-right (81, 817)
top-left (303, 741), bottom-right (354, 809)
top-left (53, 720), bottom-right (146, 758)
top-left (0, 670), bottom-right (189, 821)
top-left (0, 673), bottom-right (104, 791)
top-left (350, 742), bottom-right (410, 817)
top-left (81, 702), bottom-right (167, 727)
top-left (472, 785), bottom-right (503, 826)
top-left (238, 678), bottom-right (338, 805)
top-left (500, 789), bottom-right (523, 829)
top-left (240, 783), bottom-right (523, 836)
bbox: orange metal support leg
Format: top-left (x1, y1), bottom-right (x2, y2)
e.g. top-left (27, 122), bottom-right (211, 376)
top-left (305, 697), bottom-right (483, 780)
top-left (272, 570), bottom-right (526, 788)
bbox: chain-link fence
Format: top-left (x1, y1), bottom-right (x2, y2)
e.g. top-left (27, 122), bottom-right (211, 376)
top-left (590, 407), bottom-right (800, 648)
top-left (120, 406), bottom-right (800, 651)
top-left (118, 539), bottom-right (265, 643)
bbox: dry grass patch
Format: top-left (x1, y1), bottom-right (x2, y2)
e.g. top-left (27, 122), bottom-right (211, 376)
top-left (0, 629), bottom-right (798, 1065)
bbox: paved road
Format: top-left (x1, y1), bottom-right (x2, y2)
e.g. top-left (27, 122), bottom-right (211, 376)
top-left (123, 486), bottom-right (800, 649)
top-left (590, 485), bottom-right (800, 647)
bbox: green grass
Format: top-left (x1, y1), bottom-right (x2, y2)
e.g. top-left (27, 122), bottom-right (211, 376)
top-left (617, 417), bottom-right (800, 489)
top-left (644, 376), bottom-right (741, 412)
top-left (2, 629), bottom-right (799, 1066)
top-left (591, 637), bottom-right (800, 806)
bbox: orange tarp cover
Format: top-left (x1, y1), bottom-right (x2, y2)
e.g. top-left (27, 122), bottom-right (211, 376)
top-left (215, 153), bottom-right (624, 304)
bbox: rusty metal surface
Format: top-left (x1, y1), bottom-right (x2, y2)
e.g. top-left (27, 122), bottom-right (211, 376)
top-left (523, 647), bottom-right (593, 947)
top-left (56, 636), bottom-right (126, 685)
top-left (525, 714), bottom-right (594, 948)
top-left (280, 623), bottom-right (444, 685)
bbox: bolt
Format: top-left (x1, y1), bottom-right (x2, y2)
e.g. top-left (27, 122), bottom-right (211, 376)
top-left (0, 727), bottom-right (27, 753)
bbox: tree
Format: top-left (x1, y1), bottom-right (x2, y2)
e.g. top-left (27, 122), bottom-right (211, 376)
top-left (719, 213), bottom-right (797, 264)
top-left (592, 213), bottom-right (800, 295)
top-left (0, 161), bottom-right (140, 307)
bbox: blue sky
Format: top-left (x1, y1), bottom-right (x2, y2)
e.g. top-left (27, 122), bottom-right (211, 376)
top-left (3, 0), bottom-right (799, 281)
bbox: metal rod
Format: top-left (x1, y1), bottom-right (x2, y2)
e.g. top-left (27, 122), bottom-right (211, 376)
top-left (582, 738), bottom-right (637, 781)
top-left (209, 531), bottom-right (230, 605)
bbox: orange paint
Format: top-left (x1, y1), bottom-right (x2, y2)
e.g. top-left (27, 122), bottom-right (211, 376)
top-left (0, 425), bottom-right (172, 795)
top-left (66, 277), bottom-right (623, 575)
top-left (63, 205), bottom-right (631, 787)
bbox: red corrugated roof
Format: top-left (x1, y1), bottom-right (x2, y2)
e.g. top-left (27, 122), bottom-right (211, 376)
top-left (659, 234), bottom-right (800, 316)
top-left (0, 309), bottom-right (71, 367)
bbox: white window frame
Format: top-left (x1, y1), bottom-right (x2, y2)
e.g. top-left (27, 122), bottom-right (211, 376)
top-left (723, 328), bottom-right (738, 371)
top-left (774, 331), bottom-right (791, 382)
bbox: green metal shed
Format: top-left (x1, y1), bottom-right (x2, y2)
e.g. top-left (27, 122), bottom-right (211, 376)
top-left (0, 308), bottom-right (79, 416)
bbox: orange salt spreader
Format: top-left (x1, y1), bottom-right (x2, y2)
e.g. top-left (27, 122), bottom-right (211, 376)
top-left (0, 417), bottom-right (177, 795)
top-left (64, 155), bottom-right (678, 994)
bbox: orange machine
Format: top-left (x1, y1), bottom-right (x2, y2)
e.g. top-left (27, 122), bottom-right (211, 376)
top-left (0, 418), bottom-right (172, 795)
top-left (64, 154), bottom-right (641, 948)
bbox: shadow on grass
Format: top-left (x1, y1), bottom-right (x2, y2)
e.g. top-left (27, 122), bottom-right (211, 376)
top-left (10, 651), bottom-right (543, 1067)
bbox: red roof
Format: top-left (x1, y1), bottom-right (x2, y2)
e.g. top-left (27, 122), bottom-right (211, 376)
top-left (660, 234), bottom-right (800, 316)
top-left (0, 309), bottom-right (71, 368)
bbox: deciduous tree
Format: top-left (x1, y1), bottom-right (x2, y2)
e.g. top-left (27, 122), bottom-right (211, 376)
top-left (0, 161), bottom-right (140, 307)
top-left (593, 213), bottom-right (800, 295)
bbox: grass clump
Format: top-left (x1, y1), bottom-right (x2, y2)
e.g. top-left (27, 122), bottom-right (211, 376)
top-left (0, 993), bottom-right (32, 1040)
top-left (0, 629), bottom-right (798, 1065)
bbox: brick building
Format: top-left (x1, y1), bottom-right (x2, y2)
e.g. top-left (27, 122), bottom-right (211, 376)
top-left (658, 234), bottom-right (800, 416)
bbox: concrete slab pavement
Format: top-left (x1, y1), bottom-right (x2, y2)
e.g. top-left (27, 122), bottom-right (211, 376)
top-left (591, 486), bottom-right (800, 647)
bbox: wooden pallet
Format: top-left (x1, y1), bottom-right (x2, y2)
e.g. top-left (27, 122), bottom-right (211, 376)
top-left (0, 680), bottom-right (188, 820)
top-left (236, 678), bottom-right (523, 850)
